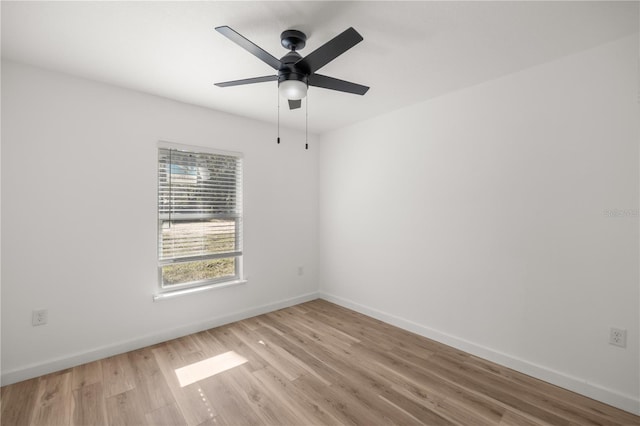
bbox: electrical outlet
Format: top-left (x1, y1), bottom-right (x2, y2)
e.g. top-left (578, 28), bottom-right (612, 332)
top-left (297, 266), bottom-right (304, 276)
top-left (609, 327), bottom-right (627, 348)
top-left (32, 309), bottom-right (48, 326)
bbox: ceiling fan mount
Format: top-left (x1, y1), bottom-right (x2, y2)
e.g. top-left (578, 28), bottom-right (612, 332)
top-left (280, 29), bottom-right (306, 51)
top-left (214, 25), bottom-right (369, 110)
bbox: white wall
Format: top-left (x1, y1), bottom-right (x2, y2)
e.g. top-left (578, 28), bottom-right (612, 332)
top-left (319, 35), bottom-right (639, 413)
top-left (1, 60), bottom-right (318, 383)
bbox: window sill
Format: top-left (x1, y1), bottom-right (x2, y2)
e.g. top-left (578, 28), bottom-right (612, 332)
top-left (153, 279), bottom-right (247, 302)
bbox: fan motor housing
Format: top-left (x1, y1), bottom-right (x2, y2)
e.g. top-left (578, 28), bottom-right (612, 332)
top-left (278, 50), bottom-right (308, 85)
top-left (280, 51), bottom-right (302, 65)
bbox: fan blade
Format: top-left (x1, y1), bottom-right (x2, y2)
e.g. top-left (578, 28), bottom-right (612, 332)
top-left (215, 75), bottom-right (278, 87)
top-left (308, 74), bottom-right (369, 95)
top-left (288, 99), bottom-right (302, 109)
top-left (295, 27), bottom-right (363, 74)
top-left (215, 26), bottom-right (282, 70)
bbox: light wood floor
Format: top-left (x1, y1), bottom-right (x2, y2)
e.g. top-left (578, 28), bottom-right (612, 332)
top-left (2, 299), bottom-right (639, 426)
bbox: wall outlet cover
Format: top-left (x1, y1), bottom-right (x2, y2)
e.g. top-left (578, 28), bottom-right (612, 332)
top-left (32, 309), bottom-right (48, 326)
top-left (609, 327), bottom-right (627, 348)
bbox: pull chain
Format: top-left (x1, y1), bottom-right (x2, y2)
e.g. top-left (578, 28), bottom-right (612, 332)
top-left (304, 93), bottom-right (309, 149)
top-left (277, 89), bottom-right (280, 144)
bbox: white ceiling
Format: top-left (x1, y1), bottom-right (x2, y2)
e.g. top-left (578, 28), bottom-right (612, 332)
top-left (2, 1), bottom-right (638, 134)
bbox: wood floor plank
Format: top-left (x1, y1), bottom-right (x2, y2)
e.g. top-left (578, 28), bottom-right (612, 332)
top-left (389, 342), bottom-right (436, 365)
top-left (222, 365), bottom-right (304, 425)
top-left (169, 334), bottom-right (203, 356)
top-left (317, 354), bottom-right (455, 425)
top-left (29, 371), bottom-right (72, 426)
top-left (152, 343), bottom-right (218, 426)
top-left (193, 329), bottom-right (232, 357)
top-left (423, 353), bottom-right (583, 425)
top-left (253, 324), bottom-right (339, 386)
top-left (101, 353), bottom-right (136, 398)
top-left (127, 347), bottom-right (176, 413)
top-left (1, 376), bottom-right (40, 426)
top-left (204, 326), bottom-right (269, 372)
top-left (194, 417), bottom-right (222, 426)
top-left (2, 299), bottom-right (639, 426)
top-left (228, 321), bottom-right (308, 381)
top-left (197, 372), bottom-right (263, 425)
top-left (465, 354), bottom-right (640, 425)
top-left (350, 343), bottom-right (509, 423)
top-left (370, 345), bottom-right (559, 425)
top-left (71, 360), bottom-right (103, 390)
top-left (498, 410), bottom-right (555, 426)
top-left (434, 352), bottom-right (622, 425)
top-left (292, 373), bottom-right (385, 425)
top-left (105, 389), bottom-right (146, 426)
top-left (239, 315), bottom-right (284, 335)
top-left (266, 309), bottom-right (358, 353)
top-left (304, 306), bottom-right (397, 351)
top-left (306, 299), bottom-right (451, 355)
top-left (286, 303), bottom-right (311, 315)
top-left (252, 365), bottom-right (344, 425)
top-left (144, 402), bottom-right (188, 426)
top-left (306, 301), bottom-right (460, 359)
top-left (71, 382), bottom-right (107, 426)
top-left (273, 306), bottom-right (361, 345)
top-left (377, 388), bottom-right (457, 425)
top-left (351, 334), bottom-right (579, 426)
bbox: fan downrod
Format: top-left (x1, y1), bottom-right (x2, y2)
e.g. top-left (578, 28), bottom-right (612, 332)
top-left (280, 30), bottom-right (306, 51)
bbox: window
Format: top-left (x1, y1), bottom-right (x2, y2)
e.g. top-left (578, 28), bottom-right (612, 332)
top-left (158, 143), bottom-right (243, 293)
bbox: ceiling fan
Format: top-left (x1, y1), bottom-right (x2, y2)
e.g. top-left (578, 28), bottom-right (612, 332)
top-left (214, 26), bottom-right (369, 110)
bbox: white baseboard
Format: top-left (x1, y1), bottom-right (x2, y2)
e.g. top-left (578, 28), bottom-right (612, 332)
top-left (1, 291), bottom-right (319, 386)
top-left (318, 292), bottom-right (640, 416)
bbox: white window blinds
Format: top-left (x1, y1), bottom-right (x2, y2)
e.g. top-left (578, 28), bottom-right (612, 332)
top-left (158, 145), bottom-right (243, 288)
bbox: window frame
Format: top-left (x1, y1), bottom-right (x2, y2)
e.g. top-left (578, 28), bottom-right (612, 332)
top-left (156, 141), bottom-right (244, 296)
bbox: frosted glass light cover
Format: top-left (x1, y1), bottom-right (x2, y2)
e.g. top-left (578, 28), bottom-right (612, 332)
top-left (279, 80), bottom-right (308, 100)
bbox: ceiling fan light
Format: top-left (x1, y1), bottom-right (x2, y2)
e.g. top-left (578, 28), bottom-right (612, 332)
top-left (279, 80), bottom-right (307, 100)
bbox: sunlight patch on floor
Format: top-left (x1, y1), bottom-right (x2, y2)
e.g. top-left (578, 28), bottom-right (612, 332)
top-left (175, 350), bottom-right (248, 387)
